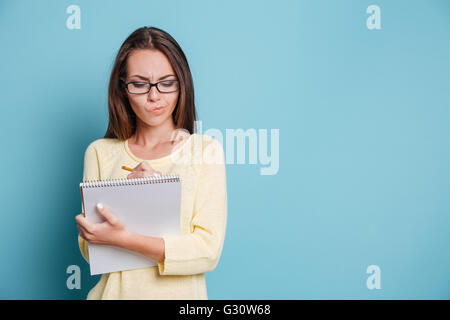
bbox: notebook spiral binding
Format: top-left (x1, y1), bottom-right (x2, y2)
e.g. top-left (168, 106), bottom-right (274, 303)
top-left (80, 175), bottom-right (181, 188)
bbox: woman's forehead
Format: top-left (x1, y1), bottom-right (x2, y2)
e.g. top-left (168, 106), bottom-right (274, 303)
top-left (127, 49), bottom-right (175, 78)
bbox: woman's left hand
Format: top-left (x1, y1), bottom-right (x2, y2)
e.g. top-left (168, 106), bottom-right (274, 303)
top-left (75, 203), bottom-right (131, 248)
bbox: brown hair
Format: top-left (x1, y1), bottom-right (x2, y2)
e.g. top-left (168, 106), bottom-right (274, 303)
top-left (104, 26), bottom-right (197, 140)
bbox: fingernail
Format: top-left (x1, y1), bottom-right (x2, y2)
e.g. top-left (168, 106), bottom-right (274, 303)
top-left (97, 202), bottom-right (104, 210)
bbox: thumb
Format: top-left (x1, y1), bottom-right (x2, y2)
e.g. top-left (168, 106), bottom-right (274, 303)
top-left (96, 202), bottom-right (118, 225)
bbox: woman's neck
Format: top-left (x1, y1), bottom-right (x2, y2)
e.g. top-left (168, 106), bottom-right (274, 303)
top-left (131, 118), bottom-right (178, 147)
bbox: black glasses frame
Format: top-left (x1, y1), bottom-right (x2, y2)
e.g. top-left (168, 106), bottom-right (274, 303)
top-left (121, 79), bottom-right (180, 94)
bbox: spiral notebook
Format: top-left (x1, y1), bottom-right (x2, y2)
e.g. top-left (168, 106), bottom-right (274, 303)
top-left (79, 175), bottom-right (182, 275)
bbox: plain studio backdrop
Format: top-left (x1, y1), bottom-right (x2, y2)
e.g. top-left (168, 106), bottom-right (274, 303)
top-left (0, 0), bottom-right (449, 299)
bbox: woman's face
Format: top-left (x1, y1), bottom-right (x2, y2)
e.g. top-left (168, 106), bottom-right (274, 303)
top-left (125, 49), bottom-right (179, 128)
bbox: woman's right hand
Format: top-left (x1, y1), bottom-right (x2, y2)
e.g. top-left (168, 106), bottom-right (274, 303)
top-left (127, 161), bottom-right (162, 179)
top-left (76, 212), bottom-right (89, 241)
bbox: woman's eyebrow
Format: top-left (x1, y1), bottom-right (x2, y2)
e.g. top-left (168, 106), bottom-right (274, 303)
top-left (130, 74), bottom-right (176, 81)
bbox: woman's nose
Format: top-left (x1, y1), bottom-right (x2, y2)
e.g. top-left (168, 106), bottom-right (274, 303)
top-left (147, 85), bottom-right (160, 101)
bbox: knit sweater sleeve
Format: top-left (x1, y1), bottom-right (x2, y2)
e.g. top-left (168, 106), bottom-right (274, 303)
top-left (157, 138), bottom-right (228, 275)
top-left (78, 142), bottom-right (100, 264)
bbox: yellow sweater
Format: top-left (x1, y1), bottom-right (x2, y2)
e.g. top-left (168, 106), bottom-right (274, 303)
top-left (78, 133), bottom-right (228, 300)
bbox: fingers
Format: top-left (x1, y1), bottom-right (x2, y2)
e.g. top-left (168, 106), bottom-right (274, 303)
top-left (96, 202), bottom-right (119, 226)
top-left (127, 171), bottom-right (150, 179)
top-left (127, 161), bottom-right (161, 179)
top-left (76, 214), bottom-right (92, 242)
top-left (133, 161), bottom-right (151, 172)
top-left (127, 170), bottom-right (161, 178)
top-left (77, 223), bottom-right (91, 241)
top-left (75, 213), bottom-right (94, 233)
top-left (76, 205), bottom-right (120, 244)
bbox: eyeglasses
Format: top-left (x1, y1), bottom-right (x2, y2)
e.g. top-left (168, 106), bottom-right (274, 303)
top-left (122, 79), bottom-right (179, 94)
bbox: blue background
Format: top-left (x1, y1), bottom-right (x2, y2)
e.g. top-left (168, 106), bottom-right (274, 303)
top-left (1, 0), bottom-right (449, 299)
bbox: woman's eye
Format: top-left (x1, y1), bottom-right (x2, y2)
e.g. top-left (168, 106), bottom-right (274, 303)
top-left (161, 81), bottom-right (175, 87)
top-left (133, 83), bottom-right (146, 87)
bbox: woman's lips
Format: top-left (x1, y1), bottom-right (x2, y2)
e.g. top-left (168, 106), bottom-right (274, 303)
top-left (149, 106), bottom-right (165, 114)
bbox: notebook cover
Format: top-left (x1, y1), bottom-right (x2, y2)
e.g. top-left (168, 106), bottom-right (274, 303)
top-left (80, 177), bottom-right (181, 275)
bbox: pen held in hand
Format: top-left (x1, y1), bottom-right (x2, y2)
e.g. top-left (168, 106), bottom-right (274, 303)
top-left (122, 165), bottom-right (162, 177)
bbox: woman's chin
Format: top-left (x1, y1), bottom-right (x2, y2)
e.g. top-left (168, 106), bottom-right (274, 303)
top-left (142, 115), bottom-right (169, 126)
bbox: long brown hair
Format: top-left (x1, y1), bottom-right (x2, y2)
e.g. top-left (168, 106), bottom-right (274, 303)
top-left (104, 26), bottom-right (197, 140)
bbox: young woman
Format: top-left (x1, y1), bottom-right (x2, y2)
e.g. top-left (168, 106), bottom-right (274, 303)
top-left (75, 26), bottom-right (227, 300)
